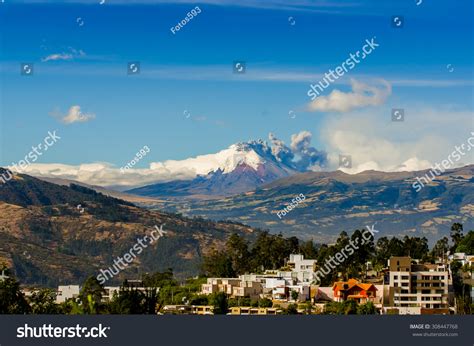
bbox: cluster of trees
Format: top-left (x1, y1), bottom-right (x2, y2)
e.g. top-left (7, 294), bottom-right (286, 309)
top-left (202, 232), bottom-right (318, 277)
top-left (324, 301), bottom-right (377, 315)
top-left (0, 269), bottom-right (203, 315)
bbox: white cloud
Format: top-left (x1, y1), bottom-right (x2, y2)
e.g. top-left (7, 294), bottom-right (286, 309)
top-left (321, 107), bottom-right (474, 173)
top-left (42, 53), bottom-right (74, 62)
top-left (10, 163), bottom-right (196, 190)
top-left (41, 48), bottom-right (85, 62)
top-left (308, 79), bottom-right (392, 113)
top-left (17, 0), bottom-right (357, 13)
top-left (60, 105), bottom-right (95, 124)
top-left (10, 144), bottom-right (265, 189)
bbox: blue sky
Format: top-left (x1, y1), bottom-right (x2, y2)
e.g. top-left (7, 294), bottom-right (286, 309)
top-left (0, 0), bottom-right (473, 184)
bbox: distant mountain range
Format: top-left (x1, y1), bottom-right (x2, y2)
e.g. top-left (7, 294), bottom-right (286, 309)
top-left (133, 165), bottom-right (474, 244)
top-left (3, 160), bottom-right (471, 287)
top-left (0, 168), bottom-right (257, 286)
top-left (127, 140), bottom-right (298, 197)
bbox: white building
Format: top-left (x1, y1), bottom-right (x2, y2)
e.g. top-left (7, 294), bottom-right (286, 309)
top-left (448, 253), bottom-right (474, 266)
top-left (288, 284), bottom-right (311, 301)
top-left (103, 286), bottom-right (120, 301)
top-left (287, 254), bottom-right (317, 283)
top-left (56, 285), bottom-right (80, 303)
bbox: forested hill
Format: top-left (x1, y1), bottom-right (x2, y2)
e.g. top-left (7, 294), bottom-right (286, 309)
top-left (0, 168), bottom-right (257, 286)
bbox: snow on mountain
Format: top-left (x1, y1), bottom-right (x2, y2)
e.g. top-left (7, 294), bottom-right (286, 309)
top-left (150, 140), bottom-right (295, 176)
top-left (14, 132), bottom-right (325, 191)
top-left (127, 140), bottom-right (299, 197)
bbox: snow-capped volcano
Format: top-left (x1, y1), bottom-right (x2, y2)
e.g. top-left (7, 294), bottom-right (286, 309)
top-left (127, 140), bottom-right (299, 197)
top-left (20, 131), bottom-right (327, 194)
top-left (149, 140), bottom-right (296, 176)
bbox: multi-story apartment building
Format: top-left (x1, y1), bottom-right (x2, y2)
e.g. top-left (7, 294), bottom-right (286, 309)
top-left (233, 280), bottom-right (263, 299)
top-left (201, 278), bottom-right (263, 299)
top-left (201, 278), bottom-right (244, 295)
top-left (388, 257), bottom-right (449, 314)
top-left (286, 254), bottom-right (317, 283)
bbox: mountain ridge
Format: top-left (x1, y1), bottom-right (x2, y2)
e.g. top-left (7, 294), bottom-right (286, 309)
top-left (0, 168), bottom-right (258, 286)
top-left (138, 165), bottom-right (474, 244)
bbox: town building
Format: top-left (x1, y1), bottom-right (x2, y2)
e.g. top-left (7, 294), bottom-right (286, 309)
top-left (162, 305), bottom-right (214, 315)
top-left (386, 256), bottom-right (450, 314)
top-left (201, 278), bottom-right (246, 296)
top-left (332, 279), bottom-right (377, 303)
top-left (56, 285), bottom-right (80, 303)
top-left (286, 254), bottom-right (317, 283)
top-left (229, 307), bottom-right (281, 315)
top-left (103, 286), bottom-right (120, 301)
top-left (200, 255), bottom-right (318, 302)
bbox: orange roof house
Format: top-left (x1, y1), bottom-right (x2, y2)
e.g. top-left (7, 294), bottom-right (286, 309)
top-left (332, 279), bottom-right (377, 303)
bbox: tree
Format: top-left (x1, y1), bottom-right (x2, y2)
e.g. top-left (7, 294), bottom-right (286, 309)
top-left (202, 250), bottom-right (235, 277)
top-left (402, 236), bottom-right (429, 260)
top-left (78, 276), bottom-right (106, 314)
top-left (450, 261), bottom-right (472, 315)
top-left (450, 223), bottom-right (464, 251)
top-left (189, 295), bottom-right (209, 306)
top-left (109, 288), bottom-right (147, 314)
top-left (324, 300), bottom-right (357, 315)
top-left (299, 240), bottom-right (318, 259)
top-left (258, 298), bottom-right (272, 308)
top-left (291, 290), bottom-right (299, 301)
top-left (226, 233), bottom-right (251, 275)
top-left (431, 237), bottom-right (449, 259)
top-left (375, 237), bottom-right (404, 267)
top-left (208, 292), bottom-right (228, 314)
top-left (142, 269), bottom-right (176, 287)
top-left (29, 289), bottom-right (60, 314)
top-left (456, 231), bottom-right (473, 255)
top-left (302, 302), bottom-right (313, 314)
top-left (0, 276), bottom-right (30, 314)
top-left (357, 301), bottom-right (377, 315)
top-left (285, 303), bottom-right (298, 314)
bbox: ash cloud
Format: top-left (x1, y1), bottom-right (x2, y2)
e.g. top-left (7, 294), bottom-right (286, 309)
top-left (269, 132), bottom-right (294, 166)
top-left (269, 131), bottom-right (327, 171)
